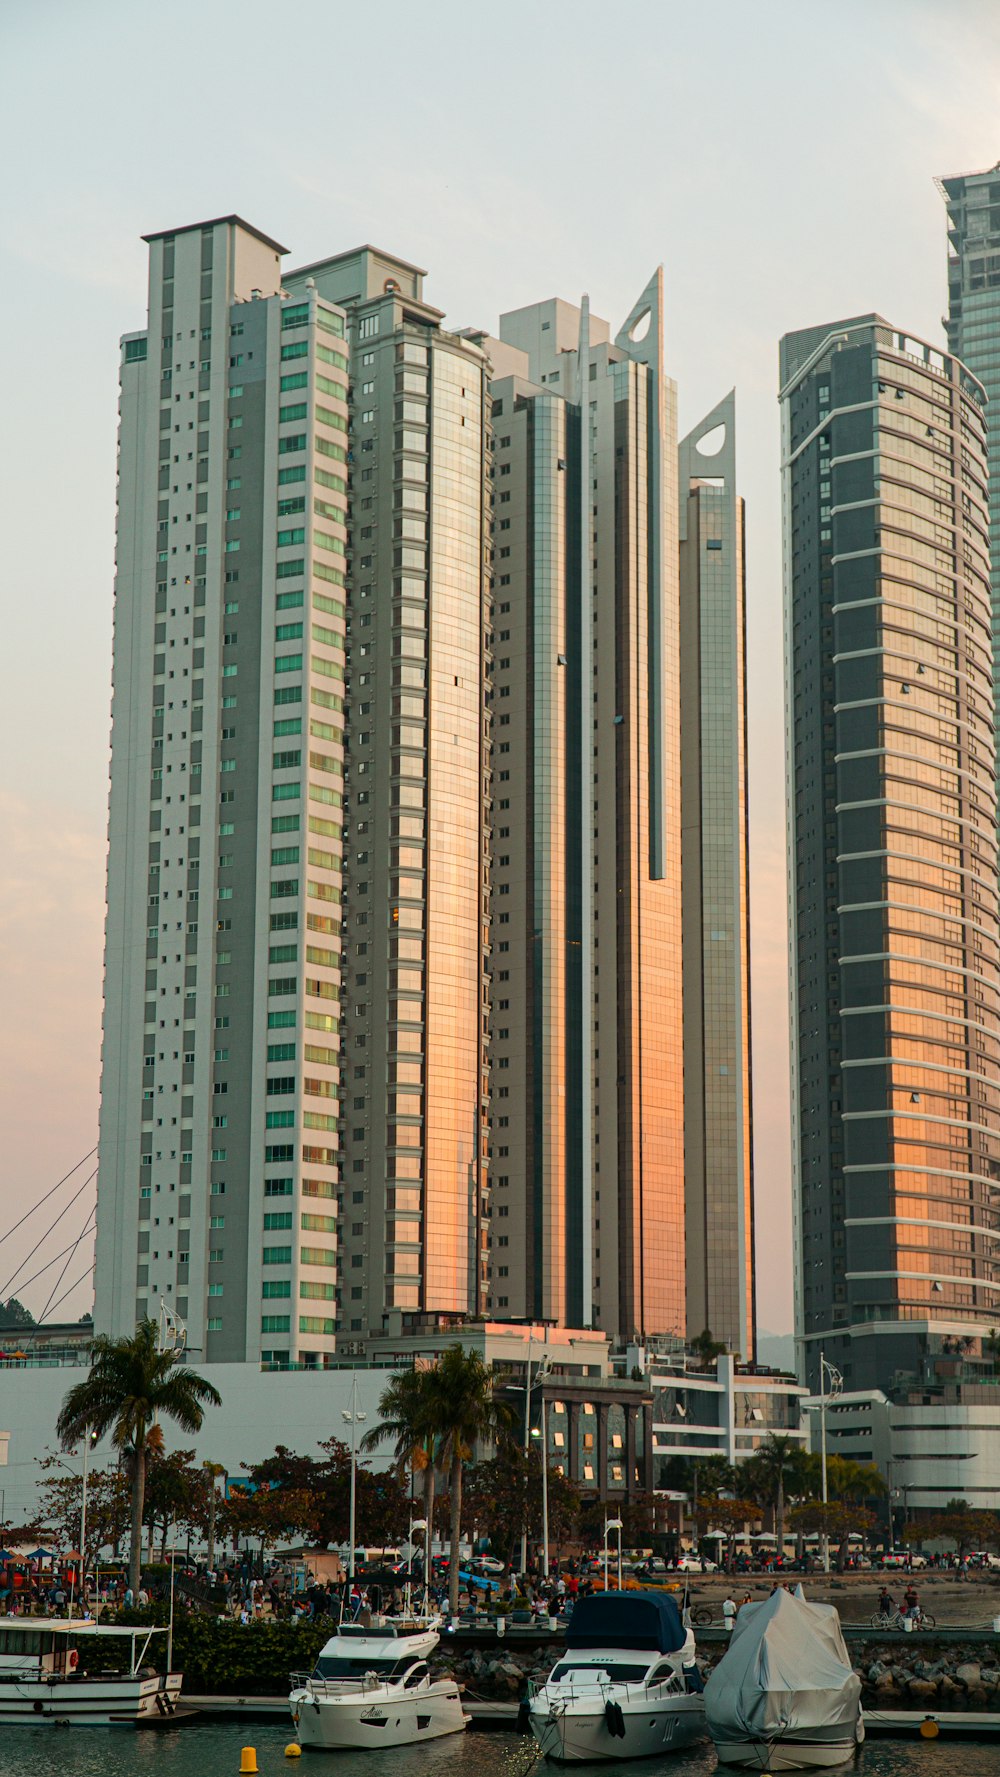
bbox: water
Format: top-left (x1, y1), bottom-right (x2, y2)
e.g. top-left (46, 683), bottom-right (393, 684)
top-left (0, 1723), bottom-right (997, 1777)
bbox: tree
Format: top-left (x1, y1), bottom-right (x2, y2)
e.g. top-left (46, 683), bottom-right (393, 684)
top-left (56, 1318), bottom-right (221, 1594)
top-left (425, 1345), bottom-right (514, 1615)
top-left (230, 1439), bottom-right (410, 1556)
top-left (740, 1434), bottom-right (805, 1554)
top-left (695, 1496), bottom-right (760, 1572)
top-left (34, 1457), bottom-right (131, 1571)
top-left (360, 1367), bottom-right (439, 1561)
top-left (906, 1502), bottom-right (1000, 1557)
top-left (691, 1329), bottom-right (727, 1367)
top-left (0, 1297), bottom-right (34, 1331)
top-left (463, 1447), bottom-right (579, 1565)
top-left (789, 1499), bottom-right (878, 1566)
top-left (143, 1447), bottom-right (210, 1559)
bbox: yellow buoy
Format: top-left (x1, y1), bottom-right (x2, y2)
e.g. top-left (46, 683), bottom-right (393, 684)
top-left (919, 1718), bottom-right (940, 1739)
top-left (285, 1746), bottom-right (302, 1759)
top-left (240, 1749), bottom-right (259, 1774)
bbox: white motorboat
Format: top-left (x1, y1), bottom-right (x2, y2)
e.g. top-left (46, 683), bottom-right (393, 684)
top-left (705, 1587), bottom-right (864, 1770)
top-left (527, 1591), bottom-right (706, 1763)
top-left (0, 1620), bottom-right (182, 1725)
top-left (289, 1616), bottom-right (466, 1751)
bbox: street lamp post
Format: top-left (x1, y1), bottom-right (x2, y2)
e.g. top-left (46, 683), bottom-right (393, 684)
top-left (47, 1434), bottom-right (95, 1620)
top-left (530, 1400), bottom-right (550, 1580)
top-left (519, 1331), bottom-right (535, 1579)
top-left (604, 1517), bottom-right (623, 1592)
top-left (818, 1351), bottom-right (842, 1576)
top-left (341, 1374), bottom-right (367, 1587)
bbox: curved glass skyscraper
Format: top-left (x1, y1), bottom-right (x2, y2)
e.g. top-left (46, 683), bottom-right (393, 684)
top-left (781, 315), bottom-right (1000, 1393)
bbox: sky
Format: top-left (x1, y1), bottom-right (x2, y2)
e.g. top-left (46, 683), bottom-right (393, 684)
top-left (2, 0), bottom-right (999, 1335)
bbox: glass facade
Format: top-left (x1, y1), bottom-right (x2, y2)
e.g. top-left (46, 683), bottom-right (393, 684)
top-left (782, 316), bottom-right (1000, 1393)
top-left (939, 163), bottom-right (1000, 797)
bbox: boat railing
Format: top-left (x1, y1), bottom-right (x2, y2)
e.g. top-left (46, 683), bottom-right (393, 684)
top-left (291, 1671), bottom-right (397, 1697)
top-left (528, 1671), bottom-right (685, 1705)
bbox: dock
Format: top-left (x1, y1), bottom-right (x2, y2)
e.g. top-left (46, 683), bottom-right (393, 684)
top-left (185, 1695), bottom-right (1000, 1737)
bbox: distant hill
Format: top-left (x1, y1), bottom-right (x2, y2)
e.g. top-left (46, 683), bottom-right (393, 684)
top-left (756, 1329), bottom-right (797, 1374)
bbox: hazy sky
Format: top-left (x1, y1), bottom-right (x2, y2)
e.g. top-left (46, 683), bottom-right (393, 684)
top-left (2, 0), bottom-right (999, 1334)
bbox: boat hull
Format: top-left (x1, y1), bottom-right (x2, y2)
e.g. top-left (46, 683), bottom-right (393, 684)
top-left (292, 1684), bottom-right (466, 1750)
top-left (529, 1694), bottom-right (706, 1763)
top-left (0, 1673), bottom-right (183, 1727)
top-left (712, 1729), bottom-right (863, 1771)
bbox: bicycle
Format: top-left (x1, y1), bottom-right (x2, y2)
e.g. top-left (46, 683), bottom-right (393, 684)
top-left (689, 1604), bottom-right (714, 1627)
top-left (870, 1609), bottom-right (935, 1630)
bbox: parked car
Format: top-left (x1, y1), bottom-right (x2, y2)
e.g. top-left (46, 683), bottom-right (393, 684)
top-left (674, 1554), bottom-right (719, 1573)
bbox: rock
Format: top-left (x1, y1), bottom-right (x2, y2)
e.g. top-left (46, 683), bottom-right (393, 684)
top-left (907, 1679), bottom-right (938, 1700)
top-left (875, 1674), bottom-right (896, 1694)
top-left (939, 1676), bottom-right (962, 1697)
top-left (955, 1662), bottom-right (982, 1687)
top-left (868, 1661), bottom-right (889, 1683)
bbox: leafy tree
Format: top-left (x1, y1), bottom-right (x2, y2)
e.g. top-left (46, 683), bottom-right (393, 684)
top-left (425, 1344), bottom-right (514, 1614)
top-left (56, 1318), bottom-right (221, 1593)
top-left (143, 1447), bottom-right (210, 1559)
top-left (229, 1438), bottom-right (409, 1558)
top-left (905, 1503), bottom-right (1000, 1557)
top-left (463, 1446), bottom-right (579, 1564)
top-left (695, 1496), bottom-right (760, 1571)
top-left (0, 1297), bottom-right (35, 1331)
top-left (33, 1457), bottom-right (131, 1570)
top-left (788, 1499), bottom-right (878, 1568)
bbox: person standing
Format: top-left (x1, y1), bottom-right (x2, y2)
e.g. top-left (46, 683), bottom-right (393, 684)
top-left (722, 1594), bottom-right (737, 1635)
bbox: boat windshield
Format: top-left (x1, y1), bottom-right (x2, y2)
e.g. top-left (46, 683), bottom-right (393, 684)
top-left (549, 1661), bottom-right (650, 1683)
top-left (314, 1655), bottom-right (407, 1679)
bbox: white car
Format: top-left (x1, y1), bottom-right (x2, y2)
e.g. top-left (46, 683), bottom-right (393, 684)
top-left (674, 1554), bottom-right (718, 1573)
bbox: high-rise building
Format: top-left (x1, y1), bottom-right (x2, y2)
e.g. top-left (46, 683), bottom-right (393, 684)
top-left (469, 276), bottom-right (751, 1345)
top-left (781, 314), bottom-right (1000, 1396)
top-left (95, 220), bottom-right (491, 1364)
top-left (679, 394), bottom-right (755, 1360)
top-left (938, 163), bottom-right (1000, 760)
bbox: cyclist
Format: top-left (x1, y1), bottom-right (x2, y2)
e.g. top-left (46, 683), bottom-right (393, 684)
top-left (877, 1585), bottom-right (895, 1617)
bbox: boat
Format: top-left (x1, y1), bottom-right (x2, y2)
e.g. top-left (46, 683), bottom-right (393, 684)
top-left (704, 1587), bottom-right (864, 1770)
top-left (526, 1590), bottom-right (706, 1763)
top-left (0, 1619), bottom-right (182, 1725)
top-left (288, 1616), bottom-right (466, 1751)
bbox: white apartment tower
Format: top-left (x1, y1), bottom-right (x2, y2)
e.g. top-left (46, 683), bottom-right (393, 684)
top-left (95, 217), bottom-right (491, 1363)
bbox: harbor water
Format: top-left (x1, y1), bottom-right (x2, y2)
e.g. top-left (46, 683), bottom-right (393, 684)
top-left (0, 1722), bottom-right (998, 1777)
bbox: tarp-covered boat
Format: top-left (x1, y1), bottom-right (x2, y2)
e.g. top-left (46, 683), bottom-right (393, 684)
top-left (704, 1588), bottom-right (863, 1770)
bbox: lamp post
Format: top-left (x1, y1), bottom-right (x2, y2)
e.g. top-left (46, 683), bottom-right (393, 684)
top-left (47, 1433), bottom-right (96, 1620)
top-left (604, 1517), bottom-right (623, 1592)
top-left (818, 1351), bottom-right (842, 1575)
top-left (519, 1330), bottom-right (535, 1579)
top-left (341, 1374), bottom-right (367, 1586)
top-left (530, 1401), bottom-right (550, 1579)
top-left (406, 1516), bottom-right (426, 1615)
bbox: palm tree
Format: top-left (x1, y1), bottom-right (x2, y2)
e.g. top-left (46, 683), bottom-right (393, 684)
top-left (426, 1345), bottom-right (513, 1616)
top-left (360, 1368), bottom-right (438, 1571)
top-left (57, 1318), bottom-right (221, 1595)
top-left (746, 1433), bottom-right (801, 1558)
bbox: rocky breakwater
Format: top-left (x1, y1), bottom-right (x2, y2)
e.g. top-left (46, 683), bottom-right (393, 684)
top-left (431, 1642), bottom-right (559, 1699)
top-left (855, 1640), bottom-right (1000, 1712)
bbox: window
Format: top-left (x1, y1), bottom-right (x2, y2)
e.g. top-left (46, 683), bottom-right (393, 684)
top-left (261, 1314), bottom-right (291, 1333)
top-left (208, 1283), bottom-right (223, 1297)
top-left (263, 1245), bottom-right (292, 1265)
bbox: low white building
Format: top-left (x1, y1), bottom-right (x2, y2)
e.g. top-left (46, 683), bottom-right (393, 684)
top-left (0, 1361), bottom-right (394, 1529)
